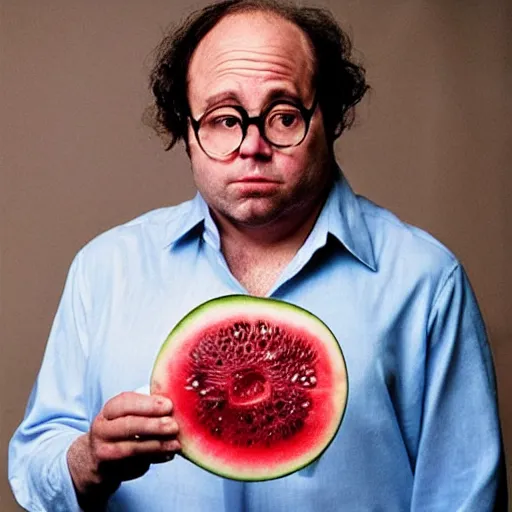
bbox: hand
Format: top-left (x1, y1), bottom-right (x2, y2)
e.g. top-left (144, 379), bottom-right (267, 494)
top-left (67, 392), bottom-right (181, 508)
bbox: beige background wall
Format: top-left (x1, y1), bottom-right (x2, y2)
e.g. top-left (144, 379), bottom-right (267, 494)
top-left (1, 0), bottom-right (510, 509)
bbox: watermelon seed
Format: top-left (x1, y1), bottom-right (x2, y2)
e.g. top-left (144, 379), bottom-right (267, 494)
top-left (212, 400), bottom-right (226, 411)
top-left (301, 401), bottom-right (310, 409)
top-left (216, 359), bottom-right (223, 366)
top-left (291, 373), bottom-right (299, 383)
top-left (309, 376), bottom-right (317, 385)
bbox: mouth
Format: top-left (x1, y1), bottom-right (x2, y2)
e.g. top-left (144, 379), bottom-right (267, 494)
top-left (232, 176), bottom-right (280, 186)
top-left (230, 177), bottom-right (281, 196)
top-left (232, 176), bottom-right (281, 184)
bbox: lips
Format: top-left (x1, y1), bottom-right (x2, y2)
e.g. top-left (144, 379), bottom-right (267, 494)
top-left (233, 176), bottom-right (280, 184)
top-left (230, 177), bottom-right (281, 195)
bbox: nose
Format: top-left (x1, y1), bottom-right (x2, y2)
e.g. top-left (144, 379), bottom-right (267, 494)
top-left (238, 124), bottom-right (272, 159)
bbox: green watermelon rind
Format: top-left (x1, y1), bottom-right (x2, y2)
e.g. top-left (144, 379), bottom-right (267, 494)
top-left (150, 294), bottom-right (349, 481)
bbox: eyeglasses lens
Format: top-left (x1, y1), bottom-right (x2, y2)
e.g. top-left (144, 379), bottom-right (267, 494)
top-left (198, 104), bottom-right (306, 158)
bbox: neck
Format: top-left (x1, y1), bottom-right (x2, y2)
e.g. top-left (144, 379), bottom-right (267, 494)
top-left (216, 200), bottom-right (323, 252)
top-left (211, 179), bottom-right (332, 296)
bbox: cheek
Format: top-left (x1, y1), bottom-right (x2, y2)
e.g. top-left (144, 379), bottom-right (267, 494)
top-left (188, 127), bottom-right (207, 177)
top-left (308, 114), bottom-right (330, 155)
top-left (280, 131), bottom-right (329, 184)
top-left (188, 150), bottom-right (210, 193)
top-left (302, 119), bottom-right (331, 174)
top-left (188, 146), bottom-right (226, 198)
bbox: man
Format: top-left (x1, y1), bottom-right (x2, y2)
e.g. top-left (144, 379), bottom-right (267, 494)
top-left (9, 0), bottom-right (506, 510)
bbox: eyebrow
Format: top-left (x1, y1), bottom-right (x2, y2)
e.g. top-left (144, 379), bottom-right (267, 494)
top-left (203, 92), bottom-right (241, 112)
top-left (202, 88), bottom-right (303, 114)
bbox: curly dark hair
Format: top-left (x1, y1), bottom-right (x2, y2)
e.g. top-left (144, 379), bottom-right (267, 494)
top-left (146, 0), bottom-right (369, 149)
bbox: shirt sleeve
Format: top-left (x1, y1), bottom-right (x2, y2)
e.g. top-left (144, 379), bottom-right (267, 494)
top-left (411, 264), bottom-right (508, 511)
top-left (8, 252), bottom-right (91, 512)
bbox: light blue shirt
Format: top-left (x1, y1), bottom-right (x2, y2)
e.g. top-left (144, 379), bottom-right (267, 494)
top-left (9, 173), bottom-right (505, 511)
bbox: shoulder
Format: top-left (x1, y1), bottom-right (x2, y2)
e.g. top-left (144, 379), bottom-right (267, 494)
top-left (74, 199), bottom-right (196, 275)
top-left (356, 195), bottom-right (460, 287)
top-left (88, 199), bottom-right (193, 249)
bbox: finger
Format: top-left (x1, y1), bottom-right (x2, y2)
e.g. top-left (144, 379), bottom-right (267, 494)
top-left (95, 438), bottom-right (181, 462)
top-left (97, 415), bottom-right (179, 441)
top-left (102, 392), bottom-right (173, 420)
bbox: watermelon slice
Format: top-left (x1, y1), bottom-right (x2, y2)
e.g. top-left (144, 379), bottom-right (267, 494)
top-left (150, 295), bottom-right (348, 481)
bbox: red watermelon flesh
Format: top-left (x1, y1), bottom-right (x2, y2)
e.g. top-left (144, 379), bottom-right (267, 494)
top-left (150, 295), bottom-right (348, 481)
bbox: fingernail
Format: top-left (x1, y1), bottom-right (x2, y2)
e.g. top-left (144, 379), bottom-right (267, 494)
top-left (165, 440), bottom-right (180, 451)
top-left (156, 396), bottom-right (172, 409)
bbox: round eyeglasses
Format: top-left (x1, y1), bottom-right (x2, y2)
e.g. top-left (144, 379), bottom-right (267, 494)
top-left (189, 98), bottom-right (318, 160)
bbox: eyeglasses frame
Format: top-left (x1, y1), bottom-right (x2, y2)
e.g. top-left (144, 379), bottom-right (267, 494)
top-left (188, 96), bottom-right (318, 159)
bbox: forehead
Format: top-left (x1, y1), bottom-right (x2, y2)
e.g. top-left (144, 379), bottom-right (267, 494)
top-left (187, 11), bottom-right (315, 111)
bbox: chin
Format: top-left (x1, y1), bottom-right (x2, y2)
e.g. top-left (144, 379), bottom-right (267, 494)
top-left (231, 212), bottom-right (277, 228)
top-left (225, 205), bottom-right (283, 228)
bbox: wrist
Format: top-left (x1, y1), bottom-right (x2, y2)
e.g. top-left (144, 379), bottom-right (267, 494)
top-left (67, 434), bottom-right (120, 510)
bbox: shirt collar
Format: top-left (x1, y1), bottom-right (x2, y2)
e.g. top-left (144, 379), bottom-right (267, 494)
top-left (165, 169), bottom-right (376, 272)
top-left (165, 192), bottom-right (209, 246)
top-left (323, 170), bottom-right (377, 271)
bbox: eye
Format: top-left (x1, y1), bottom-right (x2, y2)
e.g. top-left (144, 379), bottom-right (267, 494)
top-left (278, 113), bottom-right (298, 127)
top-left (267, 108), bottom-right (301, 130)
top-left (218, 116), bottom-right (240, 129)
top-left (202, 107), bottom-right (242, 131)
top-left (206, 115), bottom-right (241, 130)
